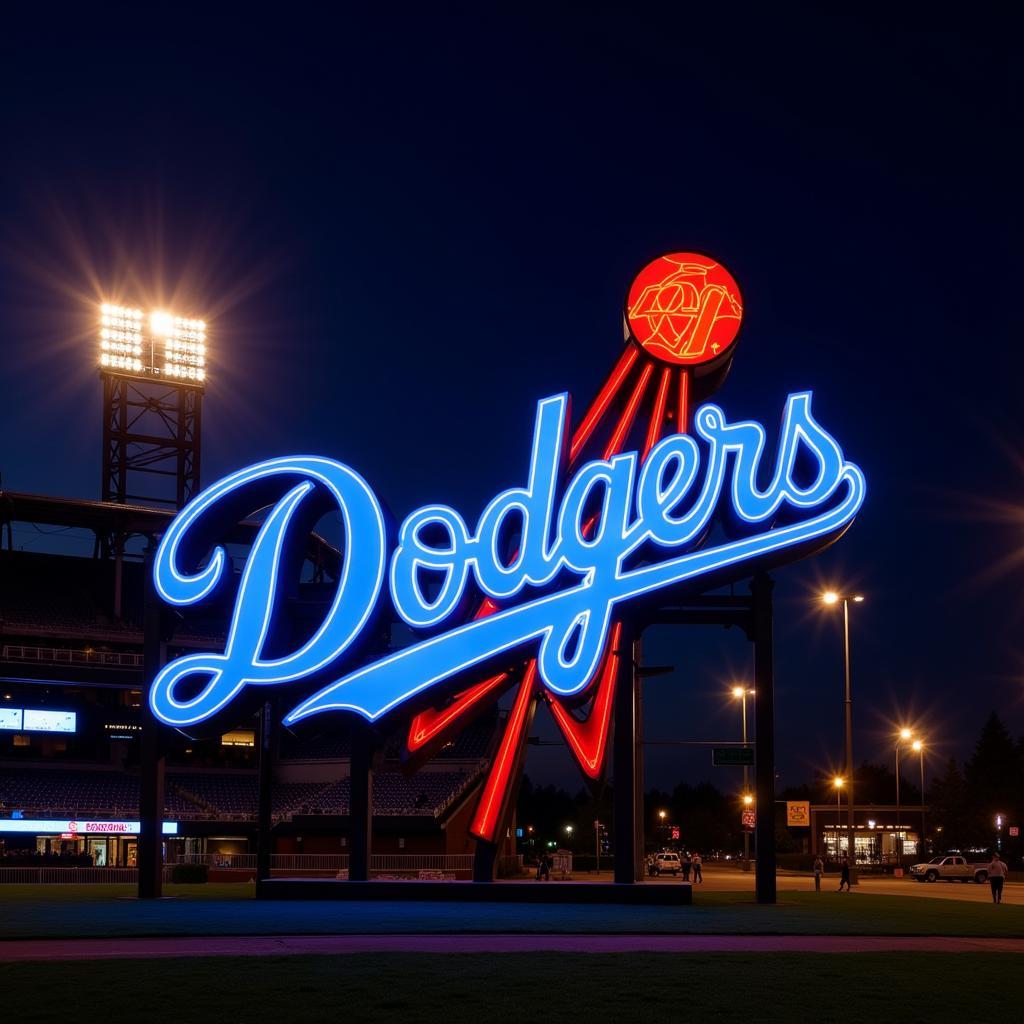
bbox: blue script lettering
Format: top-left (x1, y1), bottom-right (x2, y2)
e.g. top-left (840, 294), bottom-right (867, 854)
top-left (148, 394), bottom-right (865, 728)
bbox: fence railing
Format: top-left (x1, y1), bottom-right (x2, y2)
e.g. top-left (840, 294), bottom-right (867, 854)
top-left (0, 867), bottom-right (142, 884)
top-left (1, 644), bottom-right (144, 669)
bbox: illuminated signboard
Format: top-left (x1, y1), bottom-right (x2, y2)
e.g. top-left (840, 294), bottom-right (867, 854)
top-left (0, 709), bottom-right (76, 733)
top-left (0, 708), bottom-right (23, 731)
top-left (147, 253), bottom-right (865, 842)
top-left (0, 820), bottom-right (178, 835)
top-left (22, 710), bottom-right (77, 734)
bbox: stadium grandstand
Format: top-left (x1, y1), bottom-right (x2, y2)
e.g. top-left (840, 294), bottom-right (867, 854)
top-left (0, 491), bottom-right (503, 878)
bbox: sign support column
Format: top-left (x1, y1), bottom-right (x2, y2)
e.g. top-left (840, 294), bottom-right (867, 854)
top-left (139, 541), bottom-right (165, 899)
top-left (751, 572), bottom-right (776, 904)
top-left (256, 699), bottom-right (275, 881)
top-left (613, 623), bottom-right (638, 884)
top-left (349, 725), bottom-right (374, 881)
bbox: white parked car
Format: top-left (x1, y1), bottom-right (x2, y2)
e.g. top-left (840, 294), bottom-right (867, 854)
top-left (909, 855), bottom-right (989, 884)
top-left (648, 852), bottom-right (682, 876)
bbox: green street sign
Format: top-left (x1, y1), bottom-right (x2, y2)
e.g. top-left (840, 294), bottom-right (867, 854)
top-left (712, 746), bottom-right (754, 767)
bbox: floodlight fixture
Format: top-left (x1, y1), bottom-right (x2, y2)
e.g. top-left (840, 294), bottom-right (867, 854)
top-left (98, 303), bottom-right (207, 386)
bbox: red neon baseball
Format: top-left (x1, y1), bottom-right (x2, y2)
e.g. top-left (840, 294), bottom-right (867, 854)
top-left (626, 252), bottom-right (742, 369)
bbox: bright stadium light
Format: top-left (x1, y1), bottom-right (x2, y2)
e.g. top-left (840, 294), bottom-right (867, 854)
top-left (99, 304), bottom-right (207, 384)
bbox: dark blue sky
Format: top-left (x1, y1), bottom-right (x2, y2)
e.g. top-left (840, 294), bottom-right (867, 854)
top-left (0, 12), bottom-right (1019, 790)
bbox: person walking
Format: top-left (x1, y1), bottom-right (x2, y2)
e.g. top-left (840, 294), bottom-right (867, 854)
top-left (813, 854), bottom-right (824, 892)
top-left (987, 852), bottom-right (1008, 904)
top-left (838, 855), bottom-right (851, 892)
top-left (536, 852), bottom-right (550, 882)
top-left (692, 852), bottom-right (703, 884)
top-left (681, 851), bottom-right (692, 882)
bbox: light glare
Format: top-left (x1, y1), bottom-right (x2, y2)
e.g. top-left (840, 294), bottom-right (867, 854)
top-left (99, 303), bottom-right (208, 385)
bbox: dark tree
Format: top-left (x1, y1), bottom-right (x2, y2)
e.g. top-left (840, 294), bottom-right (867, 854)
top-left (964, 712), bottom-right (1023, 846)
top-left (928, 757), bottom-right (971, 852)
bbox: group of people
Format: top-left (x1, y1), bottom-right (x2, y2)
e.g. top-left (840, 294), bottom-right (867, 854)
top-left (679, 851), bottom-right (703, 882)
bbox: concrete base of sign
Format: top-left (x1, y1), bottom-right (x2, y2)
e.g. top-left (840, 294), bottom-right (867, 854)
top-left (256, 878), bottom-right (693, 905)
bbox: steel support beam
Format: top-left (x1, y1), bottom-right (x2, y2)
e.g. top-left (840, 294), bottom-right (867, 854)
top-left (613, 623), bottom-right (638, 884)
top-left (751, 572), bottom-right (777, 904)
top-left (256, 699), bottom-right (276, 881)
top-left (348, 726), bottom-right (374, 881)
top-left (138, 543), bottom-right (165, 898)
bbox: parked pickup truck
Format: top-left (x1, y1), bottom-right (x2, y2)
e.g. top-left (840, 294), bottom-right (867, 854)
top-left (647, 852), bottom-right (682, 876)
top-left (909, 855), bottom-right (989, 883)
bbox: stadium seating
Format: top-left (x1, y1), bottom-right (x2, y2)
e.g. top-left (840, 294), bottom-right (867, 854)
top-left (0, 768), bottom-right (138, 817)
top-left (0, 767), bottom-right (478, 821)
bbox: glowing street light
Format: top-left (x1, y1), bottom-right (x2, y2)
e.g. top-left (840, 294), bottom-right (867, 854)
top-left (730, 684), bottom-right (755, 871)
top-left (658, 809), bottom-right (667, 822)
top-left (742, 793), bottom-right (754, 806)
top-left (833, 775), bottom-right (844, 857)
top-left (821, 590), bottom-right (864, 879)
top-left (911, 738), bottom-right (927, 856)
top-left (895, 728), bottom-right (915, 868)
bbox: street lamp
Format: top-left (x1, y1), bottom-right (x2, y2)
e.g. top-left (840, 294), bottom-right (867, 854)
top-left (833, 776), bottom-right (844, 861)
top-left (912, 738), bottom-right (926, 856)
top-left (658, 809), bottom-right (667, 822)
top-left (822, 591), bottom-right (864, 879)
top-left (731, 685), bottom-right (755, 871)
top-left (895, 728), bottom-right (913, 869)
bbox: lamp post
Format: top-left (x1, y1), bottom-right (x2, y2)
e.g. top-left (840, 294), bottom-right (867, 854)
top-left (912, 739), bottom-right (925, 857)
top-left (732, 685), bottom-right (755, 871)
top-left (822, 591), bottom-right (864, 880)
top-left (895, 727), bottom-right (912, 869)
top-left (833, 776), bottom-right (844, 861)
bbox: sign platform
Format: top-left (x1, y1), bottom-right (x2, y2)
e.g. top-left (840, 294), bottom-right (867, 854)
top-left (257, 878), bottom-right (693, 905)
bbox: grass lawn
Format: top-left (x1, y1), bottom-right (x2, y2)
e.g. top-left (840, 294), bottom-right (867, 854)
top-left (0, 953), bottom-right (1018, 1022)
top-left (0, 885), bottom-right (1021, 939)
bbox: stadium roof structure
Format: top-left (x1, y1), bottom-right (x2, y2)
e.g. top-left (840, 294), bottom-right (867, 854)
top-left (0, 490), bottom-right (342, 576)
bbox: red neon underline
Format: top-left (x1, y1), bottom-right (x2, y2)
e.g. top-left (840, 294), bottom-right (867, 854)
top-left (469, 663), bottom-right (537, 841)
top-left (570, 345), bottom-right (638, 462)
top-left (407, 672), bottom-right (512, 752)
top-left (644, 366), bottom-right (673, 459)
top-left (603, 361), bottom-right (654, 461)
top-left (547, 622), bottom-right (621, 777)
top-left (678, 369), bottom-right (690, 435)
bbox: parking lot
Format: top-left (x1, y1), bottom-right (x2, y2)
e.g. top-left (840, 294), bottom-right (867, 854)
top-left (580, 866), bottom-right (1023, 903)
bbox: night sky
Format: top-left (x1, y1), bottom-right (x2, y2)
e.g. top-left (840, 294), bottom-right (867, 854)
top-left (0, 12), bottom-right (1019, 793)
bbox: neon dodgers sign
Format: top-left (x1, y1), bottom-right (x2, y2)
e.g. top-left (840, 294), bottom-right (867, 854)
top-left (146, 252), bottom-right (865, 838)
top-left (150, 394), bottom-right (863, 728)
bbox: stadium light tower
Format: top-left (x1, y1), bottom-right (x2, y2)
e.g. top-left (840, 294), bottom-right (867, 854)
top-left (98, 303), bottom-right (207, 508)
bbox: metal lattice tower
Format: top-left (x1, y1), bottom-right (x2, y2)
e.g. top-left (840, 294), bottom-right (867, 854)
top-left (98, 304), bottom-right (207, 509)
top-left (101, 373), bottom-right (203, 508)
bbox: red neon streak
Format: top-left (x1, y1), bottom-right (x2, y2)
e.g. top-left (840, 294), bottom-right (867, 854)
top-left (644, 366), bottom-right (673, 458)
top-left (470, 664), bottom-right (537, 841)
top-left (407, 672), bottom-right (512, 752)
top-left (547, 623), bottom-right (621, 777)
top-left (678, 369), bottom-right (690, 434)
top-left (603, 361), bottom-right (653, 461)
top-left (570, 346), bottom-right (638, 462)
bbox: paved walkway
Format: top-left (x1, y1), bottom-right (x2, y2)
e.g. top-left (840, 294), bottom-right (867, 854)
top-left (3, 933), bottom-right (1023, 961)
